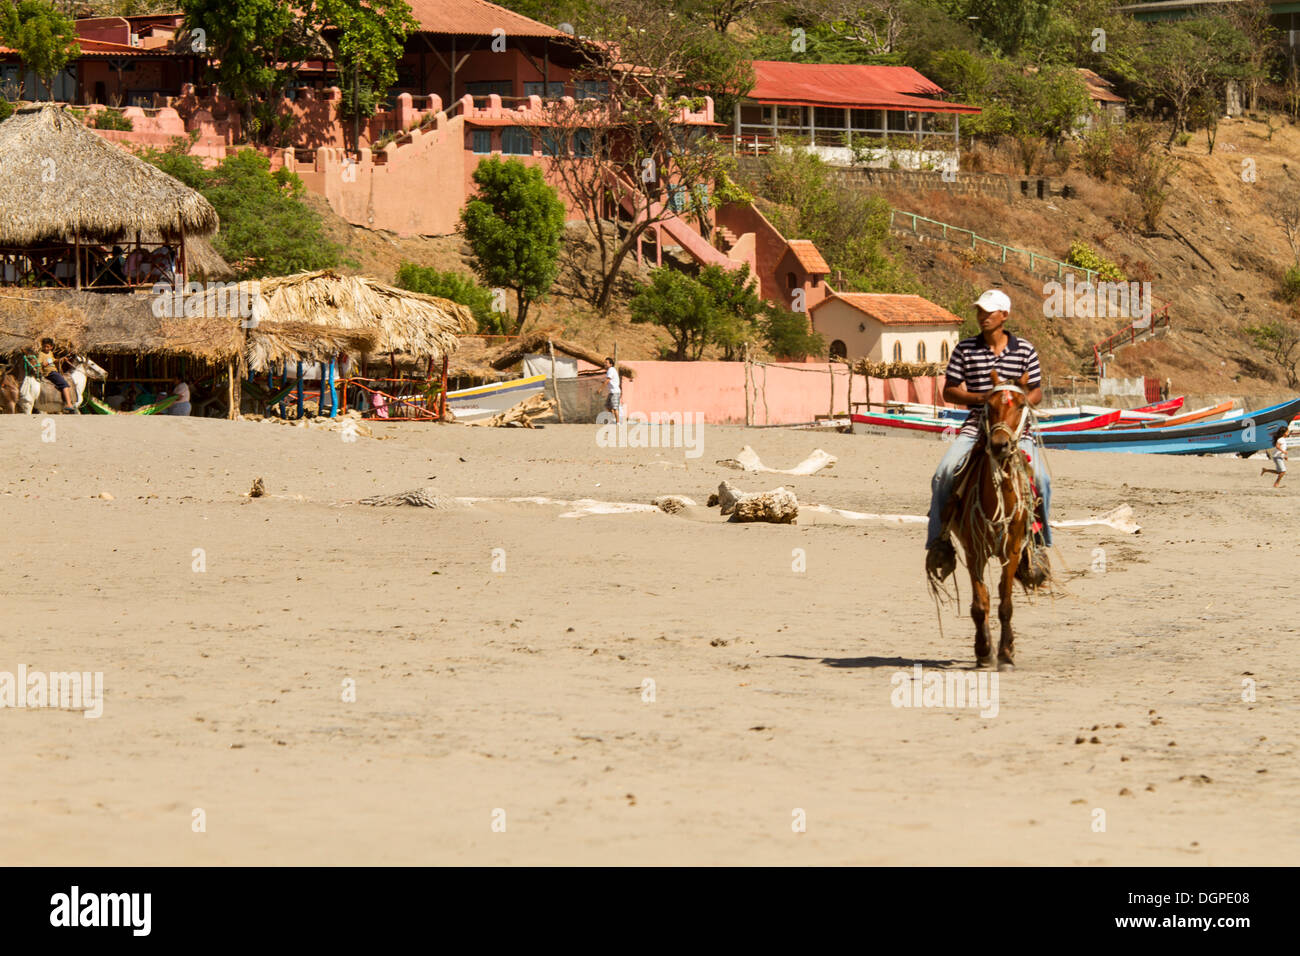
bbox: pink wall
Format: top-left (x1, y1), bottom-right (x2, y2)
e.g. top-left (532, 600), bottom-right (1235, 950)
top-left (87, 104), bottom-right (229, 162)
top-left (622, 360), bottom-right (948, 424)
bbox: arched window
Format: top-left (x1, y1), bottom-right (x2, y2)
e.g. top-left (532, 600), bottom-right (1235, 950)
top-left (940, 341), bottom-right (950, 362)
top-left (830, 339), bottom-right (847, 359)
top-left (892, 341), bottom-right (902, 363)
top-left (916, 341), bottom-right (926, 362)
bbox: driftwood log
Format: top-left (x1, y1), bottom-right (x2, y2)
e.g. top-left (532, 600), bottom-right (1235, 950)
top-left (475, 393), bottom-right (555, 428)
top-left (711, 480), bottom-right (798, 523)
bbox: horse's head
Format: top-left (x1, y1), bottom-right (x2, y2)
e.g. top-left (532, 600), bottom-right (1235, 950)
top-left (69, 354), bottom-right (108, 380)
top-left (985, 370), bottom-right (1030, 461)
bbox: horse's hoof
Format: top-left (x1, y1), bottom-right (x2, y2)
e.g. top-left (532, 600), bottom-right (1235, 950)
top-left (976, 656), bottom-right (993, 669)
top-left (998, 661), bottom-right (1015, 672)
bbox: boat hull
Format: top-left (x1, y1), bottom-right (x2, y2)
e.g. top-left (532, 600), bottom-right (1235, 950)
top-left (446, 375), bottom-right (547, 423)
top-left (1041, 398), bottom-right (1300, 454)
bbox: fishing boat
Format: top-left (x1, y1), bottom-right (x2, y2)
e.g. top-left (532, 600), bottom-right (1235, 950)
top-left (851, 407), bottom-right (1121, 435)
top-left (1131, 400), bottom-right (1233, 428)
top-left (445, 374), bottom-right (547, 423)
top-left (1041, 409), bottom-right (1122, 431)
top-left (851, 410), bottom-right (950, 435)
top-left (1040, 398), bottom-right (1300, 454)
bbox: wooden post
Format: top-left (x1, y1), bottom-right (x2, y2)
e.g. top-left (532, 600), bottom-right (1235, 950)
top-left (340, 356), bottom-right (348, 414)
top-left (548, 339), bottom-right (564, 423)
top-left (178, 214), bottom-right (188, 287)
top-left (74, 228), bottom-right (81, 289)
top-left (296, 361), bottom-right (304, 419)
top-left (846, 363), bottom-right (853, 423)
top-left (743, 342), bottom-right (751, 427)
top-left (828, 359), bottom-right (835, 421)
top-left (438, 354), bottom-right (449, 421)
top-left (226, 358), bottom-right (237, 419)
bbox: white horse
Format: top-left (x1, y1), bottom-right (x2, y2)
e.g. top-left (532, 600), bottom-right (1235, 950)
top-left (17, 355), bottom-right (107, 414)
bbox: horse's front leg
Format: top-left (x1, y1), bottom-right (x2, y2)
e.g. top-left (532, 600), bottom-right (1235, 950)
top-left (969, 558), bottom-right (991, 667)
top-left (997, 556), bottom-right (1017, 670)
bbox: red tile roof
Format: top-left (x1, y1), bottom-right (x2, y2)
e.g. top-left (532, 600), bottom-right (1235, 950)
top-left (812, 292), bottom-right (961, 326)
top-left (786, 239), bottom-right (829, 274)
top-left (1078, 68), bottom-right (1125, 105)
top-left (748, 60), bottom-right (979, 114)
top-left (406, 0), bottom-right (569, 37)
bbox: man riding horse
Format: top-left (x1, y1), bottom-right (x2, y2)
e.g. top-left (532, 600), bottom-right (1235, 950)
top-left (925, 289), bottom-right (1051, 587)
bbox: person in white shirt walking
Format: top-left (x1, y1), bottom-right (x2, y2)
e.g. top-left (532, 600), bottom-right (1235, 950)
top-left (603, 357), bottom-right (621, 423)
top-left (1261, 427), bottom-right (1287, 488)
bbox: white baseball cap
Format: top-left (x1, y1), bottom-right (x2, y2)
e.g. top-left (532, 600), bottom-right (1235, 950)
top-left (974, 289), bottom-right (1011, 313)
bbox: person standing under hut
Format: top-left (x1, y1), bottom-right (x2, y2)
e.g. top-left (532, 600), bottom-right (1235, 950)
top-left (924, 290), bottom-right (1052, 587)
top-left (169, 375), bottom-right (192, 416)
top-left (37, 338), bottom-right (78, 413)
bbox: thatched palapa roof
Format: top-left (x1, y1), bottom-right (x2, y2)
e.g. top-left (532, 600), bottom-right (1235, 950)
top-left (2, 271), bottom-right (474, 372)
top-left (0, 105), bottom-right (218, 245)
top-left (0, 289), bottom-right (243, 362)
top-left (244, 270), bottom-right (475, 372)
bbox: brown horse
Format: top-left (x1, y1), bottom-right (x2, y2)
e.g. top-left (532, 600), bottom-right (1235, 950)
top-left (947, 370), bottom-right (1038, 670)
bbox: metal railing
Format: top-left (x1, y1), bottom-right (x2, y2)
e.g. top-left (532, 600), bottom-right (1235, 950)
top-left (889, 209), bottom-right (1102, 284)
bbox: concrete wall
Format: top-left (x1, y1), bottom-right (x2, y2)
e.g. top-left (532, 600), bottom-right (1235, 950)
top-left (621, 359), bottom-right (947, 424)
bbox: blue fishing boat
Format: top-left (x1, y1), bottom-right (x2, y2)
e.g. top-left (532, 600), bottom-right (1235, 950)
top-left (1039, 398), bottom-right (1300, 454)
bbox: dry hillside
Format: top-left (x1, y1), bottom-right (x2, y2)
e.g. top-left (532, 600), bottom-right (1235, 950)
top-left (876, 115), bottom-right (1300, 400)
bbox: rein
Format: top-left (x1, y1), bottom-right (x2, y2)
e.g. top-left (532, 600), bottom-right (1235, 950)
top-left (967, 383), bottom-right (1034, 572)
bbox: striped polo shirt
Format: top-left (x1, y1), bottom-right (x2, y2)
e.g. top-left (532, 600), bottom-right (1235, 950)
top-left (945, 333), bottom-right (1042, 438)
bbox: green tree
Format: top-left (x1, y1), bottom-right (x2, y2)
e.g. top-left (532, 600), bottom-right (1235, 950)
top-left (325, 0), bottom-right (417, 148)
top-left (140, 140), bottom-right (341, 276)
top-left (0, 0), bottom-right (79, 100)
top-left (460, 157), bottom-right (565, 333)
top-left (630, 268), bottom-right (719, 360)
top-left (761, 309), bottom-right (825, 360)
top-left (1114, 15), bottom-right (1251, 148)
top-left (697, 263), bottom-right (765, 360)
top-left (934, 52), bottom-right (1089, 173)
top-left (180, 0), bottom-right (415, 145)
top-left (757, 144), bottom-right (913, 292)
top-left (960, 0), bottom-right (1052, 58)
top-left (395, 262), bottom-right (502, 334)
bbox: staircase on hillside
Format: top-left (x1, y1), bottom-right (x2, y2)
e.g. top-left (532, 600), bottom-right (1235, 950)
top-left (1090, 305), bottom-right (1172, 375)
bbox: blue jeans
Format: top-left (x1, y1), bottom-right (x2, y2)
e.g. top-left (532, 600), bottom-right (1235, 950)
top-left (926, 433), bottom-right (1052, 549)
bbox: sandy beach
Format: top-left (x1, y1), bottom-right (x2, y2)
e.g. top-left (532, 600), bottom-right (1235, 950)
top-left (1, 415), bottom-right (1295, 865)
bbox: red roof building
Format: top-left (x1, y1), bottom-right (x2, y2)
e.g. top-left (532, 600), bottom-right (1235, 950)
top-left (729, 60), bottom-right (979, 166)
top-left (809, 292), bottom-right (961, 362)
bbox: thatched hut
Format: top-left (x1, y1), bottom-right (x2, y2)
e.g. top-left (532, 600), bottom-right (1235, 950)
top-left (244, 270), bottom-right (475, 372)
top-left (0, 105), bottom-right (218, 288)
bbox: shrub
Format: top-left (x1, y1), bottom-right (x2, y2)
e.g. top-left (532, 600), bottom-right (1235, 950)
top-left (395, 263), bottom-right (501, 333)
top-left (0, 99), bottom-right (12, 123)
top-left (761, 310), bottom-right (824, 360)
top-left (1174, 131), bottom-right (1192, 147)
top-left (1067, 241), bottom-right (1126, 283)
top-left (1078, 125), bottom-right (1114, 180)
top-left (1281, 265), bottom-right (1300, 302)
top-left (92, 108), bottom-right (133, 131)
